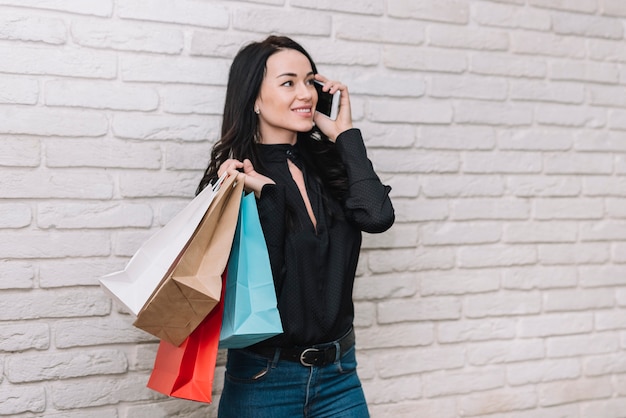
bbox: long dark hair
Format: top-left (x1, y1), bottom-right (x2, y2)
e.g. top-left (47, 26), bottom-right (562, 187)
top-left (196, 35), bottom-right (347, 200)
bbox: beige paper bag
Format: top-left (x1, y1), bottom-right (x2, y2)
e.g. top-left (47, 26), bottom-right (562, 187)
top-left (134, 173), bottom-right (244, 346)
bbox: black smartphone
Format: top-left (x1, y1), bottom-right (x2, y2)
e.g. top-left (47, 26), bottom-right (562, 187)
top-left (313, 80), bottom-right (340, 120)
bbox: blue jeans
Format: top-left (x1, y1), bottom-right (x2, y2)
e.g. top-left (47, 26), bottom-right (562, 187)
top-left (218, 345), bottom-right (369, 417)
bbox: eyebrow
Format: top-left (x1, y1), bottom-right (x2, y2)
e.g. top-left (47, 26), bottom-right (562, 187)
top-left (276, 71), bottom-right (315, 78)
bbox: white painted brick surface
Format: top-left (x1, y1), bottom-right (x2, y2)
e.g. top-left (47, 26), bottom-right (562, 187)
top-left (3, 1), bottom-right (626, 416)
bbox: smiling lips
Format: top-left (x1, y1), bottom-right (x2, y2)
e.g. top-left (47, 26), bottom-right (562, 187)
top-left (292, 106), bottom-right (312, 116)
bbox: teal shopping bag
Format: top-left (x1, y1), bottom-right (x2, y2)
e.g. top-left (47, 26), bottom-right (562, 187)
top-left (219, 192), bottom-right (283, 349)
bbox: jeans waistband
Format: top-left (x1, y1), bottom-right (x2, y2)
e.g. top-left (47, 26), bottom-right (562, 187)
top-left (246, 328), bottom-right (355, 367)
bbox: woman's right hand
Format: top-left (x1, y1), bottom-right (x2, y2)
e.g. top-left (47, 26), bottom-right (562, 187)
top-left (218, 158), bottom-right (275, 198)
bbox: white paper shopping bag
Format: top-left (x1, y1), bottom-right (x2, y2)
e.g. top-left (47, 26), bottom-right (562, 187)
top-left (99, 174), bottom-right (227, 316)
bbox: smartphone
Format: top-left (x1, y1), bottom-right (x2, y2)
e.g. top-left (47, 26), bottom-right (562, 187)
top-left (314, 80), bottom-right (340, 120)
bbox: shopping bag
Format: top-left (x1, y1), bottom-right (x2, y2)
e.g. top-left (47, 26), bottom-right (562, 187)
top-left (219, 191), bottom-right (283, 349)
top-left (134, 173), bottom-right (244, 346)
top-left (147, 272), bottom-right (226, 404)
top-left (99, 174), bottom-right (228, 316)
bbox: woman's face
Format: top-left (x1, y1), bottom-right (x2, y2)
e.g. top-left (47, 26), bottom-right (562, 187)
top-left (255, 48), bottom-right (317, 144)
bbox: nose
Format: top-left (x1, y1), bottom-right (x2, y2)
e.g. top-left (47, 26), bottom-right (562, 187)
top-left (297, 81), bottom-right (313, 100)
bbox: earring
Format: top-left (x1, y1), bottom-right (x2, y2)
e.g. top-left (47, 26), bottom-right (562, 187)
top-left (254, 107), bottom-right (260, 114)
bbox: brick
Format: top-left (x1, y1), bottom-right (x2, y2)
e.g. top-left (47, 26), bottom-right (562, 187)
top-left (165, 143), bottom-right (212, 171)
top-left (38, 202), bottom-right (153, 229)
top-left (457, 245), bottom-right (537, 268)
top-left (429, 75), bottom-right (507, 100)
top-left (388, 0), bottom-right (470, 24)
top-left (375, 346), bottom-right (465, 378)
top-left (121, 55), bottom-right (230, 85)
top-left (588, 38), bottom-right (626, 62)
top-left (582, 399), bottom-right (626, 418)
top-left (422, 175), bottom-right (505, 198)
top-left (121, 399), bottom-right (214, 417)
top-left (0, 203), bottom-right (31, 228)
top-left (190, 30), bottom-right (253, 58)
top-left (503, 266), bottom-right (578, 290)
top-left (553, 12), bottom-right (623, 39)
top-left (543, 288), bottom-right (614, 312)
top-left (39, 259), bottom-right (125, 288)
top-left (548, 334), bottom-right (619, 358)
top-left (0, 261), bottom-right (35, 289)
top-left (602, 0), bottom-right (626, 16)
top-left (579, 265), bottom-right (626, 287)
top-left (3, 170), bottom-right (113, 199)
top-left (418, 126), bottom-right (496, 150)
top-left (458, 387), bottom-right (537, 416)
top-left (428, 25), bottom-right (509, 51)
top-left (539, 377), bottom-right (612, 407)
top-left (6, 349), bottom-right (127, 382)
top-left (0, 44), bottom-right (116, 78)
top-left (118, 0), bottom-right (228, 28)
top-left (0, 137), bottom-right (40, 167)
top-left (367, 374), bottom-right (422, 404)
top-left (234, 9), bottom-right (330, 36)
top-left (354, 301), bottom-right (376, 327)
top-left (544, 153), bottom-right (612, 174)
top-left (378, 296), bottom-right (461, 323)
top-left (0, 0), bottom-right (112, 16)
top-left (507, 175), bottom-right (581, 197)
top-left (335, 15), bottom-right (424, 45)
top-left (610, 109), bottom-right (626, 130)
top-left (463, 152), bottom-right (542, 174)
top-left (384, 45), bottom-right (467, 73)
top-left (291, 0), bottom-right (384, 15)
top-left (72, 21), bottom-right (183, 54)
top-left (519, 312), bottom-right (593, 338)
top-left (362, 223), bottom-right (419, 249)
top-left (54, 317), bottom-right (154, 348)
top-left (421, 222), bottom-right (501, 245)
top-left (424, 367), bottom-right (505, 397)
top-left (368, 98), bottom-right (453, 124)
top-left (0, 322), bottom-right (49, 352)
top-left (347, 73), bottom-right (426, 98)
top-left (529, 0), bottom-right (597, 13)
top-left (580, 221), bottom-right (626, 241)
top-left (471, 52), bottom-right (547, 78)
top-left (499, 129), bottom-right (573, 151)
top-left (357, 324), bottom-right (434, 349)
top-left (511, 32), bottom-right (586, 58)
top-left (0, 76), bottom-right (39, 105)
top-left (420, 269), bottom-right (501, 296)
top-left (595, 311), bottom-right (626, 331)
top-left (473, 2), bottom-right (551, 31)
top-left (368, 149), bottom-right (459, 173)
top-left (119, 171), bottom-right (200, 198)
top-left (46, 80), bottom-right (159, 111)
top-left (454, 101), bottom-right (533, 126)
top-left (508, 359), bottom-right (580, 386)
top-left (46, 139), bottom-right (162, 169)
top-left (464, 291), bottom-right (542, 318)
top-left (551, 60), bottom-right (620, 84)
top-left (0, 384), bottom-right (46, 415)
top-left (470, 404), bottom-right (580, 418)
top-left (450, 198), bottom-right (530, 221)
top-left (0, 288), bottom-right (110, 320)
top-left (467, 339), bottom-right (544, 366)
top-left (534, 198), bottom-right (604, 220)
top-left (576, 131), bottom-right (626, 153)
top-left (113, 113), bottom-right (220, 141)
top-left (0, 107), bottom-right (108, 137)
top-left (369, 399), bottom-right (457, 418)
top-left (0, 229), bottom-right (111, 259)
top-left (353, 272), bottom-right (417, 300)
top-left (585, 353), bottom-right (626, 376)
top-left (0, 12), bottom-right (66, 44)
top-left (438, 318), bottom-right (516, 343)
top-left (379, 174), bottom-right (420, 198)
top-left (161, 85), bottom-right (225, 115)
top-left (588, 85), bottom-right (626, 107)
top-left (510, 80), bottom-right (584, 104)
top-left (51, 373), bottom-right (158, 409)
top-left (411, 247), bottom-right (456, 271)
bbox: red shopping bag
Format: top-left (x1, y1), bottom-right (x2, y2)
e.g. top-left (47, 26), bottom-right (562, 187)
top-left (147, 272), bottom-right (227, 403)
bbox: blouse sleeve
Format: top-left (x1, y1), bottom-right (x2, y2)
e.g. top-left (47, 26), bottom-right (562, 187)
top-left (335, 128), bottom-right (395, 234)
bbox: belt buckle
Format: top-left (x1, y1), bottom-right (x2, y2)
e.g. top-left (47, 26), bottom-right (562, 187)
top-left (299, 348), bottom-right (321, 367)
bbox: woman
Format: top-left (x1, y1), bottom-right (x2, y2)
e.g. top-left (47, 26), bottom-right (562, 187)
top-left (197, 35), bottom-right (395, 417)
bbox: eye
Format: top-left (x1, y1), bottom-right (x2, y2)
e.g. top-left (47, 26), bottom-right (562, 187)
top-left (281, 80), bottom-right (293, 87)
top-left (306, 78), bottom-right (315, 85)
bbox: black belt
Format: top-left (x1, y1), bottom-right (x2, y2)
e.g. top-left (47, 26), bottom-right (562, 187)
top-left (246, 328), bottom-right (355, 367)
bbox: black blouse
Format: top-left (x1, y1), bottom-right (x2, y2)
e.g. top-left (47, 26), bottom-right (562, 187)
top-left (253, 128), bottom-right (394, 347)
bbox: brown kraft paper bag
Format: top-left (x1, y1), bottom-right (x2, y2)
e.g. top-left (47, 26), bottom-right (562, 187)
top-left (134, 173), bottom-right (244, 346)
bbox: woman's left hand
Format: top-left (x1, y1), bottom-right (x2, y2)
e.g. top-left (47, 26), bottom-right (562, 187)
top-left (313, 75), bottom-right (353, 142)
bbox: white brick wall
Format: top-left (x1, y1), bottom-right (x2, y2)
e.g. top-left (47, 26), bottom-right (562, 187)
top-left (2, 0), bottom-right (626, 416)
